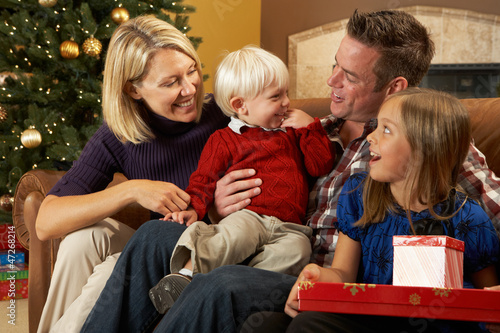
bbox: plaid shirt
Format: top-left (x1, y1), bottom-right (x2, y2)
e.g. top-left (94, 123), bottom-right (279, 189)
top-left (308, 115), bottom-right (500, 268)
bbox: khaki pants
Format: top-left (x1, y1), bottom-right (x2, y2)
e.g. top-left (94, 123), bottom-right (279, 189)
top-left (171, 209), bottom-right (312, 277)
top-left (37, 218), bottom-right (135, 333)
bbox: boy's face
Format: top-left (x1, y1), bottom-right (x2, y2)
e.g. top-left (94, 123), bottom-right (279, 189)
top-left (238, 82), bottom-right (289, 129)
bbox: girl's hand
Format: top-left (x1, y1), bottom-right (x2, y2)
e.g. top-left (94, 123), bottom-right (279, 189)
top-left (485, 285), bottom-right (500, 332)
top-left (130, 180), bottom-right (191, 216)
top-left (284, 233), bottom-right (360, 318)
top-left (281, 108), bottom-right (314, 129)
top-left (284, 264), bottom-right (322, 318)
top-left (211, 169), bottom-right (261, 221)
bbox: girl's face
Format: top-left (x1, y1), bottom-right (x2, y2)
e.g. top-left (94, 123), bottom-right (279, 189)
top-left (237, 82), bottom-right (290, 129)
top-left (367, 98), bottom-right (412, 190)
top-left (127, 48), bottom-right (201, 123)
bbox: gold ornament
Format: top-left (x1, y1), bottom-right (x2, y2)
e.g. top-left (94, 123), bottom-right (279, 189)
top-left (39, 0), bottom-right (57, 7)
top-left (21, 128), bottom-right (42, 149)
top-left (0, 104), bottom-right (6, 123)
top-left (82, 37), bottom-right (102, 58)
top-left (111, 7), bottom-right (130, 24)
top-left (0, 194), bottom-right (13, 212)
top-left (60, 40), bottom-right (79, 59)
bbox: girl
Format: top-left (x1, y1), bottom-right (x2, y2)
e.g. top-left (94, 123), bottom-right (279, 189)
top-left (284, 88), bottom-right (499, 332)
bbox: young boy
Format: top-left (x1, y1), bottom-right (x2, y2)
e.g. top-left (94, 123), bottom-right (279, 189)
top-left (149, 45), bottom-right (336, 314)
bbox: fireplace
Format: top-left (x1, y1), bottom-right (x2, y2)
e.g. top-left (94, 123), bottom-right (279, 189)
top-left (288, 6), bottom-right (500, 99)
top-left (420, 63), bottom-right (500, 99)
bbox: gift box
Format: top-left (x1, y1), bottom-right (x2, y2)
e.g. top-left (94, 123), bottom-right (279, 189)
top-left (0, 250), bottom-right (25, 265)
top-left (0, 263), bottom-right (29, 300)
top-left (298, 282), bottom-right (500, 323)
top-left (393, 236), bottom-right (464, 288)
top-left (0, 224), bottom-right (23, 250)
top-left (0, 278), bottom-right (28, 300)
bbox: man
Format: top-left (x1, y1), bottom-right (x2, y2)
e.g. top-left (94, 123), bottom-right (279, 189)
top-left (82, 10), bottom-right (500, 333)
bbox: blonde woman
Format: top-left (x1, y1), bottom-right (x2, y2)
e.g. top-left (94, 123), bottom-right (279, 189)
top-left (35, 15), bottom-right (235, 332)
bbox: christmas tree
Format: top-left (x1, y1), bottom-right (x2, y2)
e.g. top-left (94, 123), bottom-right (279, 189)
top-left (0, 0), bottom-right (201, 220)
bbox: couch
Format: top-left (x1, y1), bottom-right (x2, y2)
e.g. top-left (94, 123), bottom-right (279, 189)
top-left (12, 97), bottom-right (500, 333)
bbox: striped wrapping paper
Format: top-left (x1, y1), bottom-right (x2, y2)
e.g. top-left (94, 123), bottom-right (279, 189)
top-left (393, 236), bottom-right (464, 288)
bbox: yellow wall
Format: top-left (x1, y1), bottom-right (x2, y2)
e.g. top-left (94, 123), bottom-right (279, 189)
top-left (186, 0), bottom-right (261, 92)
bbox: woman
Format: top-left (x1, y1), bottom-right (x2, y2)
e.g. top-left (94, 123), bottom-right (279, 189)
top-left (34, 15), bottom-right (247, 333)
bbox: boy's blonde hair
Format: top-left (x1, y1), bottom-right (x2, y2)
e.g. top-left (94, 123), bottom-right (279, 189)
top-left (103, 15), bottom-right (205, 144)
top-left (214, 45), bottom-right (289, 117)
top-left (357, 88), bottom-right (471, 228)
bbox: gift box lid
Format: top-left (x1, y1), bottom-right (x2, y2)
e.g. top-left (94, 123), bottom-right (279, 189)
top-left (298, 282), bottom-right (500, 323)
top-left (393, 236), bottom-right (464, 252)
top-left (0, 263), bottom-right (28, 280)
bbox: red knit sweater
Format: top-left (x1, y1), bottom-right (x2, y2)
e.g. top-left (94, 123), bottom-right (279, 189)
top-left (186, 118), bottom-right (335, 224)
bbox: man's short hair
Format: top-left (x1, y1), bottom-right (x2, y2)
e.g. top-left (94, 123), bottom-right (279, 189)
top-left (347, 9), bottom-right (435, 91)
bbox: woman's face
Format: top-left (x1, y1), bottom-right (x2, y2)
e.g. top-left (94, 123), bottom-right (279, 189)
top-left (128, 48), bottom-right (201, 123)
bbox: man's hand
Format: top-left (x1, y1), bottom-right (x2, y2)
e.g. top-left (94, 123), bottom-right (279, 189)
top-left (211, 169), bottom-right (261, 222)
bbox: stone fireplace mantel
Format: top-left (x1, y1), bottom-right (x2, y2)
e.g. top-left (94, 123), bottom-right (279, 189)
top-left (288, 6), bottom-right (500, 99)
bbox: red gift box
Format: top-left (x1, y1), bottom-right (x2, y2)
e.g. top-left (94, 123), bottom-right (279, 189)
top-left (393, 236), bottom-right (464, 288)
top-left (0, 278), bottom-right (28, 300)
top-left (298, 282), bottom-right (500, 323)
top-left (0, 263), bottom-right (29, 301)
top-left (0, 224), bottom-right (23, 250)
top-left (0, 249), bottom-right (25, 265)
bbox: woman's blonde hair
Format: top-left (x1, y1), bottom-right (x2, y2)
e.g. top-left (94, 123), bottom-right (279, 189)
top-left (214, 45), bottom-right (289, 117)
top-left (357, 88), bottom-right (471, 228)
top-left (103, 15), bottom-right (205, 143)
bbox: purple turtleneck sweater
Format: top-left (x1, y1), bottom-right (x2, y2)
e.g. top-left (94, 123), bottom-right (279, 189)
top-left (48, 95), bottom-right (228, 219)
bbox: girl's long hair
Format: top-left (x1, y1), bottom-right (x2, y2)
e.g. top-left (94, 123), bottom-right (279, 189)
top-left (356, 88), bottom-right (471, 228)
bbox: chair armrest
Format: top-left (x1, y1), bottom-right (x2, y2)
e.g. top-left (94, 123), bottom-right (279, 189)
top-left (13, 170), bottom-right (66, 250)
top-left (12, 170), bottom-right (65, 333)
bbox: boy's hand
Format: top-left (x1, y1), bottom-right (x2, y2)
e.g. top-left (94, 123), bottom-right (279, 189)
top-left (281, 108), bottom-right (314, 129)
top-left (163, 208), bottom-right (198, 226)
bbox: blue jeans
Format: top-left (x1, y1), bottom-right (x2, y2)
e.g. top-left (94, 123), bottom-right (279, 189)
top-left (157, 266), bottom-right (295, 332)
top-left (82, 219), bottom-right (296, 333)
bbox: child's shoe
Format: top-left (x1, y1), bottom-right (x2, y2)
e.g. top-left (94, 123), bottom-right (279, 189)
top-left (149, 273), bottom-right (192, 314)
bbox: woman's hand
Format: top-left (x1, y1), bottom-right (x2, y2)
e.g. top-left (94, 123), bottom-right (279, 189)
top-left (131, 179), bottom-right (191, 216)
top-left (36, 179), bottom-right (191, 240)
top-left (211, 169), bottom-right (262, 222)
top-left (281, 108), bottom-right (314, 129)
top-left (284, 264), bottom-right (322, 318)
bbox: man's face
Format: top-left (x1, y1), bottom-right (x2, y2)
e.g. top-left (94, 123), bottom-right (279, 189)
top-left (327, 35), bottom-right (389, 123)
